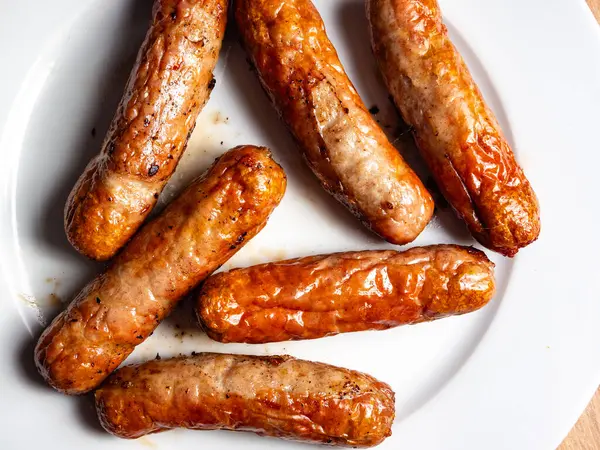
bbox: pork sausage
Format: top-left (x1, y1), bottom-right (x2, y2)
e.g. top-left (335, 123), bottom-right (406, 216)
top-left (235, 0), bottom-right (434, 245)
top-left (95, 353), bottom-right (395, 447)
top-left (35, 146), bottom-right (286, 394)
top-left (65, 0), bottom-right (228, 261)
top-left (367, 0), bottom-right (540, 256)
top-left (197, 245), bottom-right (494, 343)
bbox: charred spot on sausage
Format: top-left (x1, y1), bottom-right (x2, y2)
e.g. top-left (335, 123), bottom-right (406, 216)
top-left (235, 232), bottom-right (247, 245)
top-left (148, 164), bottom-right (159, 176)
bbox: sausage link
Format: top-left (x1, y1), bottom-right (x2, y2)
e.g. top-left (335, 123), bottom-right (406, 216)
top-left (65, 0), bottom-right (228, 260)
top-left (367, 0), bottom-right (540, 256)
top-left (35, 146), bottom-right (286, 394)
top-left (197, 245), bottom-right (494, 344)
top-left (95, 353), bottom-right (395, 447)
top-left (235, 0), bottom-right (434, 245)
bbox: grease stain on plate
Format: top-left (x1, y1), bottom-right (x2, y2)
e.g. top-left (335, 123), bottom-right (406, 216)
top-left (138, 437), bottom-right (158, 448)
top-left (158, 108), bottom-right (237, 207)
top-left (44, 277), bottom-right (64, 307)
top-left (210, 110), bottom-right (229, 125)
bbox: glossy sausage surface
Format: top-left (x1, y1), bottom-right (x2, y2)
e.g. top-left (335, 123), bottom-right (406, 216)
top-left (197, 245), bottom-right (495, 343)
top-left (35, 146), bottom-right (286, 394)
top-left (96, 353), bottom-right (395, 447)
top-left (367, 0), bottom-right (540, 256)
top-left (235, 0), bottom-right (434, 245)
top-left (65, 0), bottom-right (228, 260)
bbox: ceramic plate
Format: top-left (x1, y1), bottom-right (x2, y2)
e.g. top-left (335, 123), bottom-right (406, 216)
top-left (1, 0), bottom-right (599, 448)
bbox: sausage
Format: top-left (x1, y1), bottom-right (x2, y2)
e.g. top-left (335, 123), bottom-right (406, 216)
top-left (65, 0), bottom-right (228, 261)
top-left (95, 353), bottom-right (395, 446)
top-left (35, 146), bottom-right (287, 394)
top-left (235, 0), bottom-right (434, 245)
top-left (197, 245), bottom-right (494, 344)
top-left (367, 0), bottom-right (540, 257)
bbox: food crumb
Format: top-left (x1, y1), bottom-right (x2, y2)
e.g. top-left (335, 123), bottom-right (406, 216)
top-left (91, 127), bottom-right (96, 137)
top-left (369, 105), bottom-right (380, 115)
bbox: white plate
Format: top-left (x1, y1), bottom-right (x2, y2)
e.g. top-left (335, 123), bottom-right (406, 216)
top-left (1, 0), bottom-right (599, 448)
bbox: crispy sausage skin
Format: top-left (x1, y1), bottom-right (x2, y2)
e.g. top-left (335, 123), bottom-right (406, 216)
top-left (35, 146), bottom-right (286, 394)
top-left (65, 0), bottom-right (228, 261)
top-left (367, 0), bottom-right (540, 256)
top-left (95, 353), bottom-right (395, 446)
top-left (235, 0), bottom-right (434, 245)
top-left (197, 245), bottom-right (494, 344)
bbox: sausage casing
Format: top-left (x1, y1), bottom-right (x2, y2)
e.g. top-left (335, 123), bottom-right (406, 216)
top-left (35, 146), bottom-right (286, 394)
top-left (235, 0), bottom-right (434, 245)
top-left (95, 353), bottom-right (395, 447)
top-left (367, 0), bottom-right (540, 256)
top-left (65, 0), bottom-right (228, 260)
top-left (197, 245), bottom-right (495, 344)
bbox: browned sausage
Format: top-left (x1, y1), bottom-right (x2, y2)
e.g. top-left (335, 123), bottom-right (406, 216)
top-left (65, 0), bottom-right (228, 261)
top-left (95, 353), bottom-right (395, 446)
top-left (35, 146), bottom-right (286, 394)
top-left (197, 245), bottom-right (494, 344)
top-left (235, 0), bottom-right (434, 245)
top-left (367, 0), bottom-right (540, 256)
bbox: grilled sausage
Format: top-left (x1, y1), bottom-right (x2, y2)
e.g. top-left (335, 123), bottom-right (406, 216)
top-left (65, 0), bottom-right (228, 261)
top-left (197, 245), bottom-right (494, 344)
top-left (95, 353), bottom-right (395, 446)
top-left (235, 0), bottom-right (434, 245)
top-left (35, 146), bottom-right (286, 394)
top-left (367, 0), bottom-right (540, 256)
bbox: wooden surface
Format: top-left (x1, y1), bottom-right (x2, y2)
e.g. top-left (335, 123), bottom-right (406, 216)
top-left (588, 0), bottom-right (600, 22)
top-left (561, 393), bottom-right (600, 449)
top-left (560, 4), bottom-right (599, 448)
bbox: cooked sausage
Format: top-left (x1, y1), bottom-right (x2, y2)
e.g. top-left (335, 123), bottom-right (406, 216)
top-left (367, 0), bottom-right (540, 256)
top-left (235, 0), bottom-right (434, 245)
top-left (95, 353), bottom-right (395, 446)
top-left (197, 245), bottom-right (494, 344)
top-left (65, 0), bottom-right (228, 261)
top-left (35, 146), bottom-right (286, 394)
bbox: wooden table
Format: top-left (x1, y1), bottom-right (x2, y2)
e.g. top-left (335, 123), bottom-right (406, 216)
top-left (559, 4), bottom-right (600, 447)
